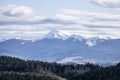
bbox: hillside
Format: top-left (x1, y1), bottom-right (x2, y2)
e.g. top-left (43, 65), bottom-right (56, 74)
top-left (0, 56), bottom-right (120, 80)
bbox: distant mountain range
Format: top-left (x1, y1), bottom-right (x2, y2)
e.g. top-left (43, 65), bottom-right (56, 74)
top-left (0, 30), bottom-right (120, 65)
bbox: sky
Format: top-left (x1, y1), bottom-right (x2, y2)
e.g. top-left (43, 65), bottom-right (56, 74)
top-left (0, 0), bottom-right (120, 40)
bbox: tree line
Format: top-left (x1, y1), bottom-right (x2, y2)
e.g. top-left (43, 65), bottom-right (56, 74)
top-left (0, 56), bottom-right (120, 80)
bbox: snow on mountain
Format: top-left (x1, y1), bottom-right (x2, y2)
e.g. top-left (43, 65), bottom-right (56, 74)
top-left (44, 30), bottom-right (85, 41)
top-left (70, 34), bottom-right (83, 41)
top-left (86, 37), bottom-right (105, 47)
top-left (44, 30), bottom-right (71, 40)
top-left (0, 30), bottom-right (106, 46)
top-left (0, 30), bottom-right (120, 65)
top-left (57, 56), bottom-right (96, 64)
top-left (44, 30), bottom-right (105, 46)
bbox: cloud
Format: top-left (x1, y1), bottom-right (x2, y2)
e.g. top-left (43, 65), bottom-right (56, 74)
top-left (0, 5), bottom-right (44, 22)
top-left (1, 5), bottom-right (33, 17)
top-left (0, 5), bottom-right (70, 25)
top-left (90, 0), bottom-right (120, 8)
top-left (0, 5), bottom-right (120, 40)
top-left (55, 9), bottom-right (120, 30)
top-left (54, 9), bottom-right (120, 38)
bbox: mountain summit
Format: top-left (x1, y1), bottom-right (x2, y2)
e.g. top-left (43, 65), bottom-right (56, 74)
top-left (44, 30), bottom-right (103, 46)
top-left (44, 30), bottom-right (71, 40)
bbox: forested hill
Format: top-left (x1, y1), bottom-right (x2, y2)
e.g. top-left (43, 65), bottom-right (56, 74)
top-left (0, 56), bottom-right (120, 80)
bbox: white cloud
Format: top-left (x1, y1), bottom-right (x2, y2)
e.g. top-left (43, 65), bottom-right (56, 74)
top-left (0, 5), bottom-right (44, 22)
top-left (0, 5), bottom-right (120, 40)
top-left (1, 5), bottom-right (33, 17)
top-left (90, 0), bottom-right (120, 9)
top-left (54, 9), bottom-right (120, 38)
top-left (0, 24), bottom-right (62, 40)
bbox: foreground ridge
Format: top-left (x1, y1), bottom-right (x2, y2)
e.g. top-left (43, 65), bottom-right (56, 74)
top-left (0, 56), bottom-right (120, 80)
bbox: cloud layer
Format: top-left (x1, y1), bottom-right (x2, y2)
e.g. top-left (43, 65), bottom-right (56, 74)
top-left (0, 5), bottom-right (44, 22)
top-left (0, 5), bottom-right (120, 40)
top-left (90, 0), bottom-right (120, 8)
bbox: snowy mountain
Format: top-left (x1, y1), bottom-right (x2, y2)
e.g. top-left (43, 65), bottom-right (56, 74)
top-left (44, 30), bottom-right (105, 46)
top-left (44, 30), bottom-right (71, 40)
top-left (0, 30), bottom-right (120, 64)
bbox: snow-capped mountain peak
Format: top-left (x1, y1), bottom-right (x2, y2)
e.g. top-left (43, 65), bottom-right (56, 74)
top-left (44, 30), bottom-right (105, 46)
top-left (44, 30), bottom-right (71, 40)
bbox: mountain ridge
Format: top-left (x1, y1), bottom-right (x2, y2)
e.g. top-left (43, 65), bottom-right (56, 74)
top-left (0, 30), bottom-right (120, 64)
